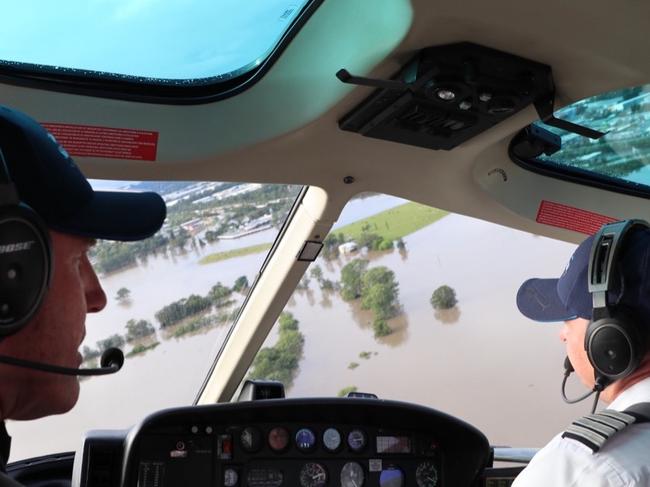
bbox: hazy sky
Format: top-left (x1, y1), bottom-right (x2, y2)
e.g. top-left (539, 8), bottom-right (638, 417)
top-left (0, 0), bottom-right (305, 80)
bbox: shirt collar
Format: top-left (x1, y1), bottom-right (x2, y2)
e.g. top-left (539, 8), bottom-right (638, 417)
top-left (608, 376), bottom-right (650, 411)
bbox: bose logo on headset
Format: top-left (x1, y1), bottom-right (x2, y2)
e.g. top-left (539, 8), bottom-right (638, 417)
top-left (0, 241), bottom-right (35, 254)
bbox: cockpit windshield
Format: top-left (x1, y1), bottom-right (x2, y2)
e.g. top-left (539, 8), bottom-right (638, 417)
top-left (245, 194), bottom-right (586, 449)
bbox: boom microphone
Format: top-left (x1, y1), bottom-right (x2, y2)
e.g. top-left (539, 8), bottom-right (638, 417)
top-left (0, 347), bottom-right (124, 376)
top-left (561, 356), bottom-right (601, 413)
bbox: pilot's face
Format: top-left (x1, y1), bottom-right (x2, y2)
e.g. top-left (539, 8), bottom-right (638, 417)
top-left (0, 231), bottom-right (107, 420)
top-left (560, 317), bottom-right (594, 389)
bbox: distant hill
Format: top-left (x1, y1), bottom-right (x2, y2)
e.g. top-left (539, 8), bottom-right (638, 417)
top-left (89, 180), bottom-right (196, 195)
top-left (124, 181), bottom-right (196, 195)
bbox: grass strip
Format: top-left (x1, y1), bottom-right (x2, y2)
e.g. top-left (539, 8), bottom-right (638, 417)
top-left (199, 243), bottom-right (272, 265)
top-left (335, 202), bottom-right (448, 242)
top-left (125, 341), bottom-right (160, 358)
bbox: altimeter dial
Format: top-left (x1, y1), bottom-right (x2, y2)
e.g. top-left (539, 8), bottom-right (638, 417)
top-left (416, 461), bottom-right (438, 487)
top-left (299, 462), bottom-right (328, 487)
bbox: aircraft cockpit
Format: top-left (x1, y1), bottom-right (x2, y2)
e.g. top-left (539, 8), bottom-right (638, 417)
top-left (1, 1), bottom-right (649, 486)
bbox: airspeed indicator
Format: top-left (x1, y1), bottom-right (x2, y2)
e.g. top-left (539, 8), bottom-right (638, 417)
top-left (323, 428), bottom-right (341, 451)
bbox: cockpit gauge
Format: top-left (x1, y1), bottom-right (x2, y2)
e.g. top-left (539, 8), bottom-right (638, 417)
top-left (240, 427), bottom-right (262, 453)
top-left (322, 427), bottom-right (342, 451)
top-left (295, 428), bottom-right (317, 451)
top-left (299, 462), bottom-right (328, 487)
top-left (379, 467), bottom-right (404, 487)
top-left (347, 429), bottom-right (367, 451)
top-left (341, 461), bottom-right (365, 487)
top-left (224, 468), bottom-right (239, 487)
top-left (268, 427), bottom-right (290, 452)
top-left (415, 461), bottom-right (438, 487)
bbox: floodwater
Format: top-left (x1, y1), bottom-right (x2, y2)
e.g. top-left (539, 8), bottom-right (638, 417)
top-left (7, 195), bottom-right (590, 461)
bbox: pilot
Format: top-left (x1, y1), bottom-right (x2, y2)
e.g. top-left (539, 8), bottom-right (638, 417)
top-left (0, 106), bottom-right (166, 483)
top-left (513, 220), bottom-right (650, 486)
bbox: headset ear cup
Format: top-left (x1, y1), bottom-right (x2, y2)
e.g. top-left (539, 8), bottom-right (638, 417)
top-left (0, 204), bottom-right (51, 336)
top-left (586, 316), bottom-right (640, 381)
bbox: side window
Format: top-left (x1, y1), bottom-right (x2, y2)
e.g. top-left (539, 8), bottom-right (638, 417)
top-left (8, 182), bottom-right (302, 460)
top-left (515, 85), bottom-right (650, 195)
top-left (246, 193), bottom-right (583, 447)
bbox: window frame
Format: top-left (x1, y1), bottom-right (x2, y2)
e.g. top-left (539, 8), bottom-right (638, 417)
top-left (509, 128), bottom-right (650, 200)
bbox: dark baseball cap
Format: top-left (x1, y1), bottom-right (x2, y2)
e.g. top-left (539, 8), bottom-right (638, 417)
top-left (0, 105), bottom-right (166, 241)
top-left (516, 225), bottom-right (650, 322)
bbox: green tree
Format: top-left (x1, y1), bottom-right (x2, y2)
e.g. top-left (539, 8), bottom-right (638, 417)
top-left (204, 230), bottom-right (219, 243)
top-left (233, 275), bottom-right (249, 293)
top-left (115, 287), bottom-right (131, 302)
top-left (278, 312), bottom-right (299, 333)
top-left (396, 238), bottom-right (406, 250)
top-left (378, 239), bottom-right (394, 251)
top-left (125, 319), bottom-right (156, 342)
top-left (373, 318), bottom-right (392, 337)
top-left (248, 328), bottom-right (305, 385)
top-left (97, 334), bottom-right (125, 352)
top-left (82, 346), bottom-right (101, 361)
top-left (357, 231), bottom-right (383, 250)
top-left (340, 259), bottom-right (369, 300)
top-left (297, 275), bottom-right (310, 290)
top-left (430, 285), bottom-right (458, 310)
top-left (172, 227), bottom-right (191, 251)
top-left (361, 267), bottom-right (399, 320)
top-left (310, 265), bottom-right (324, 282)
top-left (338, 386), bottom-right (358, 397)
top-left (320, 279), bottom-right (336, 291)
top-left (93, 242), bottom-right (137, 273)
top-left (322, 233), bottom-right (345, 259)
top-left (155, 295), bottom-right (213, 328)
top-left (210, 282), bottom-right (233, 307)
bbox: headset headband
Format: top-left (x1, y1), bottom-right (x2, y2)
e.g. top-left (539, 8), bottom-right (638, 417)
top-left (588, 219), bottom-right (650, 320)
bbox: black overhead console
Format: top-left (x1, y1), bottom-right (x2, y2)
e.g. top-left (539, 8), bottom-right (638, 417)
top-left (337, 42), bottom-right (603, 151)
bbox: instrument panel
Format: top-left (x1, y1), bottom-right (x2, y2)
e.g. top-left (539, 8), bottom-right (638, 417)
top-left (137, 422), bottom-right (442, 487)
top-left (119, 398), bottom-right (490, 487)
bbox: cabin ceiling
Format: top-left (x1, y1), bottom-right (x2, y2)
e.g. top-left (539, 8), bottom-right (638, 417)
top-left (1, 0), bottom-right (649, 242)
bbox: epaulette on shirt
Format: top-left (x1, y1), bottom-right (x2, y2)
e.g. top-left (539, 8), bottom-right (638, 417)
top-left (561, 409), bottom-right (637, 453)
top-left (562, 402), bottom-right (650, 453)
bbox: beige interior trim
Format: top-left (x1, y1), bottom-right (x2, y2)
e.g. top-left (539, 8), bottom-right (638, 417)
top-left (197, 184), bottom-right (354, 403)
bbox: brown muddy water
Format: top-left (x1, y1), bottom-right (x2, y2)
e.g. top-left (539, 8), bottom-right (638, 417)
top-left (7, 196), bottom-right (591, 461)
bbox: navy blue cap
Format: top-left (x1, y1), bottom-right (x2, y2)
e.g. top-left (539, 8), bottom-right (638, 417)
top-left (0, 105), bottom-right (166, 241)
top-left (517, 226), bottom-right (650, 323)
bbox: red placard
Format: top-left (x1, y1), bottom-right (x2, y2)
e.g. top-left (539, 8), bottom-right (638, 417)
top-left (536, 200), bottom-right (617, 235)
top-left (42, 123), bottom-right (158, 161)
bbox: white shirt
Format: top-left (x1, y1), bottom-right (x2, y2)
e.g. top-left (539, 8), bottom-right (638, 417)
top-left (513, 377), bottom-right (650, 487)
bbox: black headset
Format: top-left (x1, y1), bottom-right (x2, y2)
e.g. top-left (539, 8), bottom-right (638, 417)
top-left (0, 148), bottom-right (52, 337)
top-left (585, 219), bottom-right (650, 389)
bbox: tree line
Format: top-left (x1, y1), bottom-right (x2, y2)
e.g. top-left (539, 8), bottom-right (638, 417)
top-left (248, 312), bottom-right (305, 386)
top-left (82, 275), bottom-right (250, 362)
top-left (90, 183), bottom-right (300, 275)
